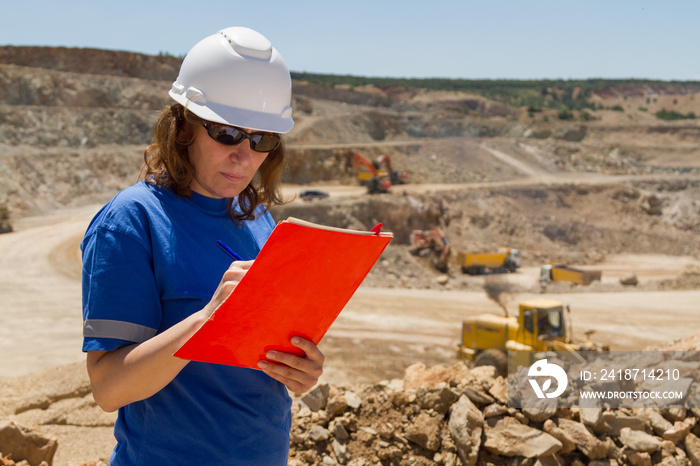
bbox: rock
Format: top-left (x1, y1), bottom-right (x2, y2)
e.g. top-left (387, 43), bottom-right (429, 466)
top-left (641, 408), bottom-right (674, 436)
top-left (557, 418), bottom-right (608, 459)
top-left (448, 395), bottom-right (484, 466)
top-left (596, 411), bottom-right (647, 436)
top-left (664, 421), bottom-right (691, 443)
top-left (308, 425), bottom-right (330, 442)
top-left (522, 397), bottom-right (558, 422)
top-left (659, 439), bottom-right (677, 458)
top-left (664, 407), bottom-right (687, 423)
top-left (619, 427), bottom-right (662, 453)
top-left (603, 436), bottom-right (623, 461)
top-left (403, 362), bottom-right (471, 390)
top-left (418, 386), bottom-right (459, 414)
top-left (404, 412), bottom-right (441, 452)
top-left (332, 439), bottom-right (349, 464)
top-left (626, 450), bottom-right (652, 466)
top-left (461, 386), bottom-right (495, 406)
top-left (468, 365), bottom-right (498, 383)
top-left (301, 383), bottom-right (330, 412)
top-left (487, 376), bottom-right (508, 405)
top-left (484, 417), bottom-right (562, 458)
top-left (620, 273), bottom-right (639, 286)
top-left (344, 391), bottom-right (362, 409)
top-left (543, 419), bottom-right (576, 454)
top-left (483, 403), bottom-right (508, 418)
top-left (0, 420), bottom-right (58, 466)
top-left (535, 454), bottom-right (565, 466)
top-left (329, 419), bottom-right (349, 440)
top-left (326, 394), bottom-right (348, 416)
top-left (684, 432), bottom-right (700, 465)
top-left (580, 405), bottom-right (603, 430)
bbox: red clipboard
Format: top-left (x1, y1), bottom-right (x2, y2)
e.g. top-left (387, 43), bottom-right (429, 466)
top-left (174, 217), bottom-right (393, 368)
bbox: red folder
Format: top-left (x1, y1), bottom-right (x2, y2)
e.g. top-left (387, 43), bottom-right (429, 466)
top-left (174, 217), bottom-right (393, 368)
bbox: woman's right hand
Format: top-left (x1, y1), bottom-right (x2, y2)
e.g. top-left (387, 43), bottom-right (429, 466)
top-left (203, 260), bottom-right (254, 318)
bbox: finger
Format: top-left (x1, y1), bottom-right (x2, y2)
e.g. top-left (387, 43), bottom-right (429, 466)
top-left (264, 349), bottom-right (321, 376)
top-left (231, 259), bottom-right (254, 270)
top-left (223, 259), bottom-right (254, 277)
top-left (257, 359), bottom-right (315, 393)
top-left (290, 336), bottom-right (325, 365)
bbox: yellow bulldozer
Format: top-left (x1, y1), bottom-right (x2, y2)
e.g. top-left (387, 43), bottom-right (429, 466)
top-left (456, 298), bottom-right (608, 374)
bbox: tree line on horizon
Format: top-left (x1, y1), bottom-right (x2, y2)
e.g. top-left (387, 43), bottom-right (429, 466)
top-left (290, 72), bottom-right (700, 119)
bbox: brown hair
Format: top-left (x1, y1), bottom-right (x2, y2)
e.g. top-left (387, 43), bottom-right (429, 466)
top-left (141, 104), bottom-right (287, 223)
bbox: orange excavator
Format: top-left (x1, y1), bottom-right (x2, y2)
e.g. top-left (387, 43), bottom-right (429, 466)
top-left (409, 227), bottom-right (450, 273)
top-left (353, 152), bottom-right (408, 194)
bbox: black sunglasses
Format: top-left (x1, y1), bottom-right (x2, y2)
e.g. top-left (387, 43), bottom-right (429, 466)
top-left (202, 122), bottom-right (281, 153)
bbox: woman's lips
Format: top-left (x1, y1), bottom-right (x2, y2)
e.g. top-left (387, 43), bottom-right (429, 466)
top-left (221, 172), bottom-right (245, 183)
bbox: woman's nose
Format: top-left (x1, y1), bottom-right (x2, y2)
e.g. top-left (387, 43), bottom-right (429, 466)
top-left (230, 143), bottom-right (253, 164)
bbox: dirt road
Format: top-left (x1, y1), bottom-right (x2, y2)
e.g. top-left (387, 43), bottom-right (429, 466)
top-left (1, 200), bottom-right (698, 384)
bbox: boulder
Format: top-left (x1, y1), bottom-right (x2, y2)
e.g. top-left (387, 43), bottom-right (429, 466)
top-left (543, 419), bottom-right (576, 454)
top-left (484, 417), bottom-right (562, 458)
top-left (619, 427), bottom-right (662, 453)
top-left (684, 432), bottom-right (700, 465)
top-left (448, 395), bottom-right (484, 466)
top-left (404, 412), bottom-right (441, 452)
top-left (0, 420), bottom-right (58, 466)
top-left (300, 383), bottom-right (330, 412)
top-left (557, 418), bottom-right (608, 459)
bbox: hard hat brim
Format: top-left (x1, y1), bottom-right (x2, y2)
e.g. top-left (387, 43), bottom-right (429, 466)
top-left (170, 90), bottom-right (294, 134)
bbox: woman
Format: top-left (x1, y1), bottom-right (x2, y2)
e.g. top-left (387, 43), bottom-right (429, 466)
top-left (81, 27), bottom-right (324, 465)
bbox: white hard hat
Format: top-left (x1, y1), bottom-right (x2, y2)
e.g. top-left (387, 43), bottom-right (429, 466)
top-left (169, 27), bottom-right (294, 133)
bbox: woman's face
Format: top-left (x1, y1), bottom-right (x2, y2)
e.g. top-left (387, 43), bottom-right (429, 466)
top-left (187, 124), bottom-right (269, 199)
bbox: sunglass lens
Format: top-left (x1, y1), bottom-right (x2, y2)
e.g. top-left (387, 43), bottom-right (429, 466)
top-left (204, 122), bottom-right (279, 152)
top-left (250, 135), bottom-right (280, 152)
top-left (210, 126), bottom-right (244, 146)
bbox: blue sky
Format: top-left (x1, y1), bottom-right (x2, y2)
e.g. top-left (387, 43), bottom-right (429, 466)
top-left (2, 1), bottom-right (699, 81)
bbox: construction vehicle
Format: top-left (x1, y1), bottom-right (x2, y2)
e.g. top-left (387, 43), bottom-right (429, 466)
top-left (456, 298), bottom-right (608, 374)
top-left (409, 227), bottom-right (450, 273)
top-left (352, 152), bottom-right (407, 194)
top-left (0, 203), bottom-right (11, 234)
top-left (458, 248), bottom-right (520, 275)
top-left (540, 264), bottom-right (602, 286)
top-left (376, 154), bottom-right (408, 186)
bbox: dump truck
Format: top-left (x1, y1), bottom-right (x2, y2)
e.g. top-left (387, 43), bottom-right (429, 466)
top-left (540, 264), bottom-right (602, 286)
top-left (458, 248), bottom-right (520, 275)
top-left (456, 298), bottom-right (608, 374)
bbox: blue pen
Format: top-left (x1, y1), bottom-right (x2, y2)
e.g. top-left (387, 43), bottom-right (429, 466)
top-left (216, 240), bottom-right (244, 261)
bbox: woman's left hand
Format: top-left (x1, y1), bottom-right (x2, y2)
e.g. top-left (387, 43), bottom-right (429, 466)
top-left (257, 337), bottom-right (325, 394)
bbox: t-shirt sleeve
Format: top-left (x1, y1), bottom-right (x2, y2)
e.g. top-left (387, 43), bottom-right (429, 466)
top-left (82, 226), bottom-right (162, 352)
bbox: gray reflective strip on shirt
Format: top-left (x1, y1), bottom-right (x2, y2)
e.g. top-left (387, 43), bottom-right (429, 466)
top-left (83, 319), bottom-right (157, 342)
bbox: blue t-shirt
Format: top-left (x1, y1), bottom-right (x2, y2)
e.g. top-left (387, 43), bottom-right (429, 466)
top-left (81, 181), bottom-right (292, 465)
